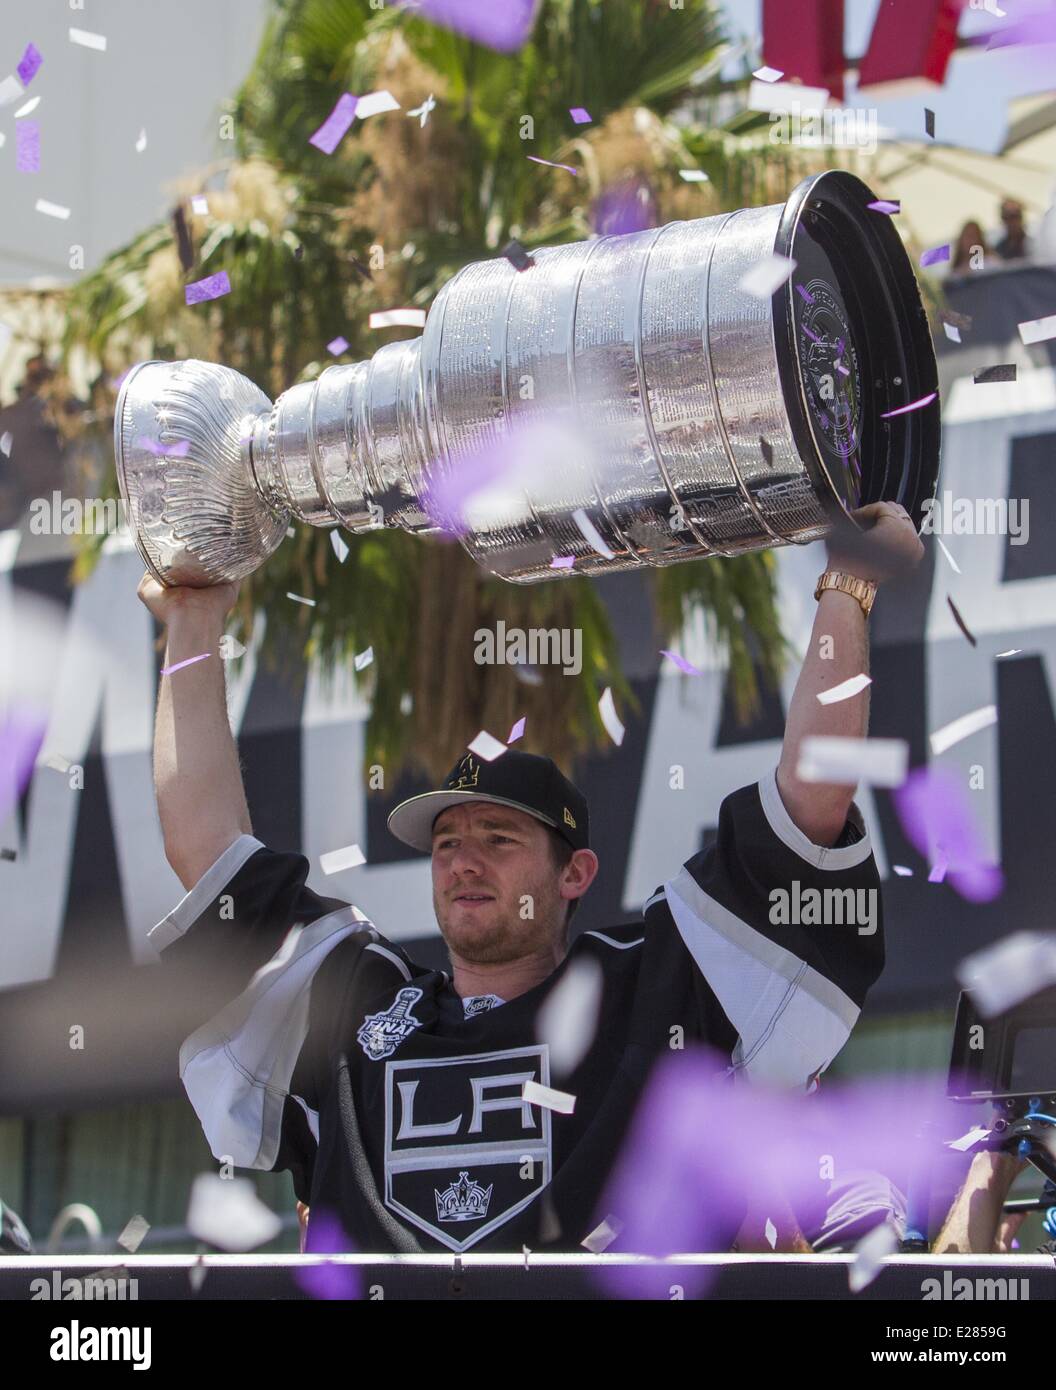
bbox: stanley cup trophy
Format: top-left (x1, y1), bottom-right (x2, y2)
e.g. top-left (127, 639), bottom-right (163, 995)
top-left (114, 170), bottom-right (940, 588)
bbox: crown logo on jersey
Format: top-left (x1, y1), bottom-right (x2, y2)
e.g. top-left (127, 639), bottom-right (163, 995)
top-left (435, 1171), bottom-right (493, 1223)
top-left (357, 986), bottom-right (424, 1062)
top-left (563, 806), bottom-right (576, 829)
top-left (448, 754), bottom-right (480, 791)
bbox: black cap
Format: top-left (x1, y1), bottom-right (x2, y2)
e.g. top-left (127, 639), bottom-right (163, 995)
top-left (387, 749), bottom-right (590, 854)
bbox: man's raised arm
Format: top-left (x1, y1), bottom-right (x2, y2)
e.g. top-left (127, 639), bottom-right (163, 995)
top-left (777, 501), bottom-right (924, 846)
top-left (137, 573), bottom-right (251, 890)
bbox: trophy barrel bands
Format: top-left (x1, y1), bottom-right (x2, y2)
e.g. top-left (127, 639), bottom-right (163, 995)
top-left (114, 359), bottom-right (288, 588)
top-left (113, 171), bottom-right (939, 589)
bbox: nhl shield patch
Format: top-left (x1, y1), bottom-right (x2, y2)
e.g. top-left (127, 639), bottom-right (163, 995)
top-left (357, 986), bottom-right (424, 1061)
top-left (384, 1045), bottom-right (552, 1252)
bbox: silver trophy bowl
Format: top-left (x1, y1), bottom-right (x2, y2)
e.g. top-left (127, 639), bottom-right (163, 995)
top-left (114, 170), bottom-right (939, 588)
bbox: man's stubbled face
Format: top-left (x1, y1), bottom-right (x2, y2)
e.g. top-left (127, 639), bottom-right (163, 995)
top-left (431, 802), bottom-right (566, 965)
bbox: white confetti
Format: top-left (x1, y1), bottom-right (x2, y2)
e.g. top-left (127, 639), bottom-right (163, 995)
top-left (0, 75), bottom-right (23, 108)
top-left (286, 527), bottom-right (295, 538)
top-left (738, 254), bottom-right (797, 299)
top-left (219, 634), bottom-right (246, 660)
top-left (400, 692), bottom-right (413, 716)
top-left (934, 535), bottom-right (961, 573)
top-left (748, 79), bottom-right (830, 113)
top-left (188, 1256), bottom-right (208, 1293)
top-left (797, 735), bottom-right (908, 788)
top-left (943, 322), bottom-right (961, 344)
top-left (41, 753), bottom-right (72, 774)
top-left (535, 956), bottom-right (603, 1074)
top-left (13, 95), bottom-right (40, 118)
top-left (957, 931), bottom-right (1056, 1018)
top-left (117, 1214), bottom-right (150, 1254)
top-left (996, 648), bottom-right (1021, 659)
top-left (191, 195), bottom-right (210, 215)
top-left (523, 1078), bottom-right (576, 1115)
top-left (355, 89), bottom-right (401, 119)
top-left (369, 308), bottom-right (427, 329)
top-left (848, 1223), bottom-right (897, 1292)
top-left (286, 591), bottom-right (316, 606)
top-left (320, 842), bottom-right (366, 875)
top-left (929, 704), bottom-right (996, 757)
top-left (35, 199), bottom-right (72, 220)
top-left (353, 646), bottom-right (374, 671)
top-left (679, 169), bottom-right (709, 182)
top-left (69, 27), bottom-right (108, 52)
top-left (467, 729), bottom-right (508, 762)
top-left (598, 687), bottom-right (625, 746)
top-left (186, 1174), bottom-right (281, 1252)
top-left (764, 1218), bottom-right (778, 1250)
top-left (407, 93), bottom-right (436, 127)
top-left (135, 128), bottom-right (147, 153)
top-left (948, 1125), bottom-right (992, 1153)
top-left (571, 507), bottom-right (615, 560)
top-left (1018, 313), bottom-right (1056, 346)
top-left (581, 1215), bottom-right (623, 1253)
top-left (330, 529), bottom-right (349, 563)
top-left (0, 432), bottom-right (12, 458)
top-left (816, 673), bottom-right (872, 705)
top-left (753, 65), bottom-right (785, 82)
top-left (892, 864), bottom-right (913, 877)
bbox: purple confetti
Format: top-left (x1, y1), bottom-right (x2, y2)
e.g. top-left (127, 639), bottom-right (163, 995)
top-left (327, 336), bottom-right (349, 355)
top-left (893, 765), bottom-right (1003, 904)
top-left (660, 649), bottom-right (702, 676)
top-left (502, 239), bottom-right (534, 272)
top-left (919, 243), bottom-right (950, 268)
top-left (507, 716), bottom-right (526, 744)
top-left (398, 0), bottom-right (540, 53)
top-left (867, 199), bottom-right (900, 215)
top-left (569, 107), bottom-right (592, 124)
top-left (880, 392), bottom-right (937, 419)
top-left (17, 43), bottom-right (43, 87)
top-left (308, 93), bottom-right (359, 155)
top-left (16, 121), bottom-right (39, 173)
top-left (527, 155), bottom-right (578, 176)
top-left (551, 555), bottom-right (576, 570)
top-left (134, 435), bottom-right (190, 457)
top-left (294, 1210), bottom-right (362, 1300)
top-left (596, 1049), bottom-right (950, 1298)
top-left (591, 178), bottom-right (657, 236)
top-left (0, 706), bottom-right (48, 825)
top-left (928, 856), bottom-right (948, 884)
top-left (185, 271), bottom-right (231, 305)
top-left (795, 284), bottom-right (815, 304)
top-left (836, 361), bottom-right (850, 377)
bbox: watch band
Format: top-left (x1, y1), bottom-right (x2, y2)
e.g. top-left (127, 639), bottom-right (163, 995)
top-left (814, 570), bottom-right (877, 618)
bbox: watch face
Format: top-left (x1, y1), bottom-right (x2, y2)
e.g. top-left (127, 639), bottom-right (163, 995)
top-left (791, 223), bottom-right (864, 511)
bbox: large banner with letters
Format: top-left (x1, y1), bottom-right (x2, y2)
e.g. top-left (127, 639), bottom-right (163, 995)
top-left (2, 336), bottom-right (1056, 1112)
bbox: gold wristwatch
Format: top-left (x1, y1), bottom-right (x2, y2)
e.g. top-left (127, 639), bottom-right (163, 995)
top-left (814, 570), bottom-right (877, 618)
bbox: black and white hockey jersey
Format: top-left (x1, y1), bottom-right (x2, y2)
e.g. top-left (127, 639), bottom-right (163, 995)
top-left (150, 768), bottom-right (883, 1254)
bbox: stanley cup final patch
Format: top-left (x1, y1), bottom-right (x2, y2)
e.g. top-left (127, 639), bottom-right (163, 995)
top-left (357, 986), bottom-right (425, 1061)
top-left (384, 1046), bottom-right (552, 1252)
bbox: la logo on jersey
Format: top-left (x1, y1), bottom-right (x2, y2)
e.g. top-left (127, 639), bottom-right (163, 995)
top-left (357, 987), bottom-right (424, 1061)
top-left (384, 1046), bottom-right (552, 1252)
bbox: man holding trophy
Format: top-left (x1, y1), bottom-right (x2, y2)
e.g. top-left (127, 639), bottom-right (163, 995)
top-left (126, 170), bottom-right (938, 1254)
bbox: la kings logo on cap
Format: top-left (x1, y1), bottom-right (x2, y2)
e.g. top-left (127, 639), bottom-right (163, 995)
top-left (357, 987), bottom-right (424, 1061)
top-left (448, 754), bottom-right (479, 790)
